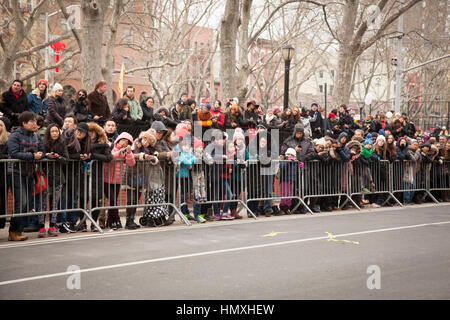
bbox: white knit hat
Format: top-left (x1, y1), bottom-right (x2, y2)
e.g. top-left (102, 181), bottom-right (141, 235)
top-left (52, 83), bottom-right (63, 92)
top-left (376, 135), bottom-right (386, 144)
top-left (285, 148), bottom-right (297, 157)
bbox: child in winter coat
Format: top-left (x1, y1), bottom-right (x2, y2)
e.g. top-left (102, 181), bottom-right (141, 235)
top-left (360, 138), bottom-right (377, 193)
top-left (191, 138), bottom-right (207, 223)
top-left (103, 132), bottom-right (135, 230)
top-left (279, 148), bottom-right (301, 215)
top-left (176, 138), bottom-right (196, 220)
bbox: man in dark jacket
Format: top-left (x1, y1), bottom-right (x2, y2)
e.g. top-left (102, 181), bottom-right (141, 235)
top-left (280, 123), bottom-right (315, 162)
top-left (337, 104), bottom-right (353, 134)
top-left (87, 81), bottom-right (111, 125)
top-left (7, 111), bottom-right (45, 241)
top-left (1, 79), bottom-right (29, 128)
top-left (309, 102), bottom-right (323, 139)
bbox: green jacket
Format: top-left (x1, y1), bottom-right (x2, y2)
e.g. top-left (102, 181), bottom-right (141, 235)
top-left (128, 99), bottom-right (143, 121)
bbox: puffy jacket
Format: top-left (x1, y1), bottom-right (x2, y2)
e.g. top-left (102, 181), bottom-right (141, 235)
top-left (71, 98), bottom-right (93, 123)
top-left (176, 148), bottom-right (195, 178)
top-left (210, 107), bottom-right (225, 129)
top-left (103, 132), bottom-right (135, 184)
top-left (280, 123), bottom-right (315, 162)
top-left (28, 88), bottom-right (49, 116)
top-left (7, 126), bottom-right (45, 176)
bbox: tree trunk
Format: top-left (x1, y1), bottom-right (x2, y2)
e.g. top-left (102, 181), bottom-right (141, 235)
top-left (220, 0), bottom-right (240, 105)
top-left (334, 0), bottom-right (358, 106)
top-left (81, 0), bottom-right (108, 93)
top-left (236, 0), bottom-right (252, 106)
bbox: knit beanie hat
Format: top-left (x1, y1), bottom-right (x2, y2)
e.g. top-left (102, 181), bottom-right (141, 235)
top-left (285, 148), bottom-right (297, 158)
top-left (376, 135), bottom-right (386, 144)
top-left (52, 83), bottom-right (63, 92)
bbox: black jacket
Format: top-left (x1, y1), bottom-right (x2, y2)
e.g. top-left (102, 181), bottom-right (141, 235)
top-left (71, 98), bottom-right (93, 123)
top-left (1, 88), bottom-right (29, 127)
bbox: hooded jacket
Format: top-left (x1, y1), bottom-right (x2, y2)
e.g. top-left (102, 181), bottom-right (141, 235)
top-left (71, 97), bottom-right (93, 123)
top-left (280, 123), bottom-right (315, 162)
top-left (28, 88), bottom-right (49, 116)
top-left (140, 100), bottom-right (154, 123)
top-left (89, 122), bottom-right (113, 163)
top-left (103, 132), bottom-right (135, 184)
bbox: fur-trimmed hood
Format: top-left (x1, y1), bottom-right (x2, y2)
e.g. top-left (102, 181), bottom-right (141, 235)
top-left (88, 122), bottom-right (108, 144)
top-left (346, 140), bottom-right (362, 153)
top-left (31, 87), bottom-right (49, 101)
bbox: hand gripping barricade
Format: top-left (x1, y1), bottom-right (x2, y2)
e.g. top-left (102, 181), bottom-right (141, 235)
top-left (348, 160), bottom-right (403, 207)
top-left (391, 160), bottom-right (439, 204)
top-left (0, 159), bottom-right (100, 232)
top-left (174, 157), bottom-right (256, 220)
top-left (302, 160), bottom-right (361, 210)
top-left (246, 159), bottom-right (313, 215)
top-left (83, 158), bottom-right (190, 231)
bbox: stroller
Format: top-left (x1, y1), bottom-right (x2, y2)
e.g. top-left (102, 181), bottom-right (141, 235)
top-left (139, 164), bottom-right (170, 227)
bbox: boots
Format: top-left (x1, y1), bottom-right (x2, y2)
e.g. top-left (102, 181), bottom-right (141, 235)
top-left (8, 231), bottom-right (28, 241)
top-left (125, 216), bottom-right (141, 230)
top-left (230, 209), bottom-right (242, 219)
top-left (98, 209), bottom-right (107, 229)
top-left (279, 205), bottom-right (291, 215)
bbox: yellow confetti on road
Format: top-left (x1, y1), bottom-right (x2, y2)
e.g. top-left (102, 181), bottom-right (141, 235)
top-left (326, 232), bottom-right (359, 245)
top-left (263, 231), bottom-right (288, 237)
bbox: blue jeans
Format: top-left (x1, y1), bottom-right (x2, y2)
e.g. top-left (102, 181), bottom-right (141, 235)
top-left (263, 175), bottom-right (274, 212)
top-left (59, 185), bottom-right (79, 224)
top-left (404, 178), bottom-right (416, 203)
top-left (213, 179), bottom-right (233, 215)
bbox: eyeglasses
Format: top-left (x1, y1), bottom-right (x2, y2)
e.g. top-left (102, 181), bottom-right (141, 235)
top-left (79, 94), bottom-right (85, 97)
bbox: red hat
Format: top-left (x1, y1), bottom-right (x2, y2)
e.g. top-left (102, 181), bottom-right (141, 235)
top-left (37, 79), bottom-right (48, 87)
top-left (328, 112), bottom-right (336, 119)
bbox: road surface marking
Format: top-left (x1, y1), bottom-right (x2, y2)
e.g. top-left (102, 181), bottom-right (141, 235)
top-left (326, 232), bottom-right (359, 244)
top-left (1, 203), bottom-right (447, 250)
top-left (0, 220), bottom-right (449, 287)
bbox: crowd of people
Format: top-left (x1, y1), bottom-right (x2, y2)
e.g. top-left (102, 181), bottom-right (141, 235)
top-left (0, 79), bottom-right (449, 242)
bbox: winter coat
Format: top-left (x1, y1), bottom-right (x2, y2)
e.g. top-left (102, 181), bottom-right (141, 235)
top-left (28, 88), bottom-right (49, 116)
top-left (176, 148), bottom-right (195, 178)
top-left (71, 98), bottom-right (93, 123)
top-left (140, 102), bottom-right (154, 123)
top-left (7, 126), bottom-right (45, 176)
top-left (112, 102), bottom-right (132, 124)
top-left (279, 159), bottom-right (299, 182)
top-left (127, 98), bottom-right (143, 121)
top-left (46, 96), bottom-right (67, 127)
top-left (224, 112), bottom-right (247, 130)
top-left (309, 110), bottom-right (322, 131)
top-left (1, 87), bottom-right (29, 127)
top-left (43, 139), bottom-right (69, 186)
top-left (87, 90), bottom-right (111, 123)
top-left (280, 123), bottom-right (315, 162)
top-left (193, 109), bottom-right (212, 128)
top-left (103, 132), bottom-right (135, 185)
top-left (154, 106), bottom-right (178, 130)
top-left (210, 108), bottom-right (225, 129)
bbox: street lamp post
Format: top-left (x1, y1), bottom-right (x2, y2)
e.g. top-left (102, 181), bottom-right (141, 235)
top-left (282, 45), bottom-right (294, 110)
top-left (324, 83), bottom-right (328, 133)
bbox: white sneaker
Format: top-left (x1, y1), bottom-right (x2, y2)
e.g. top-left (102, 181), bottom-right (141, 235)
top-left (371, 203), bottom-right (381, 208)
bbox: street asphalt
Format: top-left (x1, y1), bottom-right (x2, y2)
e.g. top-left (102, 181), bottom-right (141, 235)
top-left (0, 203), bottom-right (449, 300)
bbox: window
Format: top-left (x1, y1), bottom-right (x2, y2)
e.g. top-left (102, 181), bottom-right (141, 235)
top-left (123, 57), bottom-right (134, 77)
top-left (123, 28), bottom-right (134, 45)
top-left (329, 85), bottom-right (334, 95)
top-left (319, 70), bottom-right (324, 78)
top-left (319, 85), bottom-right (323, 93)
top-left (331, 70), bottom-right (335, 78)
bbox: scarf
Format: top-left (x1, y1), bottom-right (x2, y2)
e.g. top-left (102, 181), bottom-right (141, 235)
top-left (361, 147), bottom-right (373, 159)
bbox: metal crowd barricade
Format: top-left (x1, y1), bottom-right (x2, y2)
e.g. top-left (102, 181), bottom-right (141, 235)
top-left (348, 160), bottom-right (403, 207)
top-left (302, 160), bottom-right (361, 210)
top-left (0, 159), bottom-right (99, 231)
top-left (174, 159), bottom-right (256, 219)
top-left (391, 160), bottom-right (439, 204)
top-left (83, 158), bottom-right (190, 231)
top-left (246, 159), bottom-right (312, 214)
top-left (429, 160), bottom-right (450, 195)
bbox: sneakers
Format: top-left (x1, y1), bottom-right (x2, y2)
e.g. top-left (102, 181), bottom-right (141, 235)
top-left (312, 205), bottom-right (321, 213)
top-left (77, 222), bottom-right (87, 232)
top-left (196, 215), bottom-right (206, 223)
top-left (38, 228), bottom-right (46, 238)
top-left (90, 224), bottom-right (99, 232)
top-left (116, 220), bottom-right (123, 229)
top-left (214, 214), bottom-right (221, 221)
top-left (184, 214), bottom-right (196, 221)
top-left (371, 203), bottom-right (381, 208)
top-left (221, 213), bottom-right (235, 220)
top-left (47, 227), bottom-right (58, 237)
top-left (60, 222), bottom-right (75, 233)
